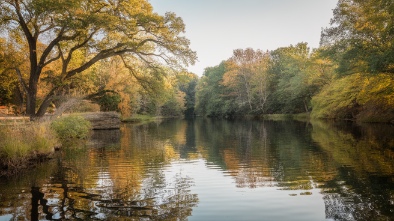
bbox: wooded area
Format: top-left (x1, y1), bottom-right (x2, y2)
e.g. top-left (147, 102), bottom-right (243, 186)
top-left (0, 0), bottom-right (197, 119)
top-left (195, 0), bottom-right (394, 122)
top-left (1, 0), bottom-right (393, 122)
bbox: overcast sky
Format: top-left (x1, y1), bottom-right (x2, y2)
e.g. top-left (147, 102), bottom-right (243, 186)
top-left (149, 0), bottom-right (338, 76)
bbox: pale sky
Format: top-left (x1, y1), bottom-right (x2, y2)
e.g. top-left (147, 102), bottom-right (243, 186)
top-left (149, 0), bottom-right (338, 76)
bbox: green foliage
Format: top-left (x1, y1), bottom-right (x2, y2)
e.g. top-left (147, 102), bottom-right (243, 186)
top-left (195, 44), bottom-right (324, 118)
top-left (311, 0), bottom-right (394, 121)
top-left (267, 43), bottom-right (313, 113)
top-left (177, 72), bottom-right (198, 117)
top-left (51, 115), bottom-right (91, 141)
top-left (161, 90), bottom-right (186, 117)
top-left (223, 48), bottom-right (271, 114)
top-left (311, 74), bottom-right (362, 119)
top-left (95, 93), bottom-right (121, 112)
top-left (320, 0), bottom-right (394, 74)
top-left (190, 1), bottom-right (393, 122)
top-left (354, 73), bottom-right (394, 122)
top-left (195, 62), bottom-right (230, 117)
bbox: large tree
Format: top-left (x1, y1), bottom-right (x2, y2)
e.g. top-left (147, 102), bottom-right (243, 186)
top-left (223, 48), bottom-right (270, 113)
top-left (268, 43), bottom-right (313, 113)
top-left (0, 0), bottom-right (196, 119)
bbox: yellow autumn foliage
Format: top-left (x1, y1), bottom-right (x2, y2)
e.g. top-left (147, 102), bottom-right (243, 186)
top-left (311, 73), bottom-right (394, 122)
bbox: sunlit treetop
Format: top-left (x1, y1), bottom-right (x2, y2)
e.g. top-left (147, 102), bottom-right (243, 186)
top-left (320, 0), bottom-right (394, 74)
top-left (0, 0), bottom-right (197, 117)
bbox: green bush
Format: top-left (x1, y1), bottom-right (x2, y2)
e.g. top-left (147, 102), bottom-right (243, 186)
top-left (96, 93), bottom-right (121, 111)
top-left (51, 115), bottom-right (92, 140)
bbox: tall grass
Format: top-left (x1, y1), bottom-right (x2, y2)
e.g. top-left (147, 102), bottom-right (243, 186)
top-left (0, 113), bottom-right (95, 175)
top-left (0, 122), bottom-right (58, 171)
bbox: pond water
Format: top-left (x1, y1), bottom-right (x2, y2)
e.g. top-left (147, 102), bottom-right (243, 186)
top-left (0, 119), bottom-right (394, 221)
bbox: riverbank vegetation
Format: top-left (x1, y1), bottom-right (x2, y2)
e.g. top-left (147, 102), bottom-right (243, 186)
top-left (0, 122), bottom-right (57, 174)
top-left (0, 0), bottom-right (393, 123)
top-left (0, 0), bottom-right (199, 174)
top-left (51, 115), bottom-right (91, 142)
top-left (0, 115), bottom-right (93, 175)
top-left (195, 0), bottom-right (394, 122)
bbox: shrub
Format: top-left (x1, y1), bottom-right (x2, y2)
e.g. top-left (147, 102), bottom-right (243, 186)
top-left (51, 115), bottom-right (92, 141)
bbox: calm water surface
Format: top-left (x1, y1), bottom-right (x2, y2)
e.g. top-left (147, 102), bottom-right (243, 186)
top-left (0, 119), bottom-right (393, 220)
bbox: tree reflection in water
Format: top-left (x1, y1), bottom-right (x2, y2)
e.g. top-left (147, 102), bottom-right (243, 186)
top-left (192, 119), bottom-right (394, 220)
top-left (0, 119), bottom-right (393, 220)
top-left (311, 120), bottom-right (394, 220)
top-left (27, 123), bottom-right (198, 220)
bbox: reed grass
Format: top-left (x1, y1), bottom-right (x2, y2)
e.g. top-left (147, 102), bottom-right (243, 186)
top-left (0, 122), bottom-right (58, 172)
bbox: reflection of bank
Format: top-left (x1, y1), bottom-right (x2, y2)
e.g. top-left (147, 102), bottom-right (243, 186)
top-left (194, 119), bottom-right (333, 189)
top-left (179, 119), bottom-right (198, 158)
top-left (88, 129), bottom-right (121, 148)
top-left (311, 120), bottom-right (394, 220)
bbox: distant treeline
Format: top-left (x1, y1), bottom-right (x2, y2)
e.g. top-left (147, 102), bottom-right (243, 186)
top-left (195, 0), bottom-right (394, 122)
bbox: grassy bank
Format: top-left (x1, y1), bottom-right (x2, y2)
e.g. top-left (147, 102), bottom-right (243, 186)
top-left (0, 122), bottom-right (58, 175)
top-left (0, 115), bottom-right (92, 176)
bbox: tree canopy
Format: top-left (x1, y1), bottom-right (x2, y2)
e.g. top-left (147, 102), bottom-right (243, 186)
top-left (320, 0), bottom-right (394, 75)
top-left (0, 0), bottom-right (196, 118)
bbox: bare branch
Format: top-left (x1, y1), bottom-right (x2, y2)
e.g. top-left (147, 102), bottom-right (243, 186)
top-left (39, 24), bottom-right (56, 34)
top-left (38, 27), bottom-right (65, 67)
top-left (43, 49), bottom-right (61, 66)
top-left (13, 0), bottom-right (33, 40)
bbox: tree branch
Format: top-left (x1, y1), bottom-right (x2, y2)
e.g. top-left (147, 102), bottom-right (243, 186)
top-left (63, 30), bottom-right (98, 69)
top-left (13, 0), bottom-right (33, 40)
top-left (38, 27), bottom-right (65, 67)
top-left (15, 67), bottom-right (28, 94)
top-left (120, 56), bottom-right (157, 93)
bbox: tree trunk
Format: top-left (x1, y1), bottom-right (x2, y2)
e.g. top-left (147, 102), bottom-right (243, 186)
top-left (36, 96), bottom-right (53, 117)
top-left (26, 76), bottom-right (39, 120)
top-left (26, 90), bottom-right (36, 119)
top-left (36, 87), bottom-right (59, 118)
